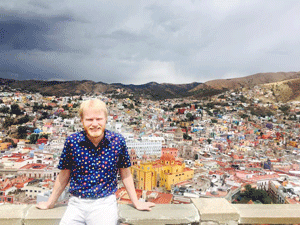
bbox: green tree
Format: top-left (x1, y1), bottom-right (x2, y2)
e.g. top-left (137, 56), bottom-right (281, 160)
top-left (3, 117), bottom-right (14, 128)
top-left (239, 184), bottom-right (272, 204)
top-left (10, 104), bottom-right (23, 115)
top-left (186, 113), bottom-right (194, 121)
top-left (241, 114), bottom-right (249, 119)
top-left (183, 133), bottom-right (192, 140)
top-left (39, 133), bottom-right (49, 139)
top-left (279, 105), bottom-right (290, 115)
top-left (0, 106), bottom-right (10, 114)
top-left (17, 126), bottom-right (28, 139)
top-left (62, 105), bottom-right (69, 111)
top-left (29, 133), bottom-right (39, 144)
top-left (18, 115), bottom-right (30, 125)
top-left (129, 103), bottom-right (134, 109)
top-left (40, 112), bottom-right (49, 120)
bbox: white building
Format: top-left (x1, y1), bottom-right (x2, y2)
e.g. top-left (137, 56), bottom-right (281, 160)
top-left (22, 186), bottom-right (49, 199)
top-left (126, 140), bottom-right (162, 158)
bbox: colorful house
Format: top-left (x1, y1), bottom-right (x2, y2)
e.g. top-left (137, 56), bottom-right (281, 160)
top-left (131, 153), bottom-right (194, 191)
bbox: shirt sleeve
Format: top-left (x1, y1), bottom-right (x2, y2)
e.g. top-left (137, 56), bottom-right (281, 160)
top-left (117, 135), bottom-right (132, 168)
top-left (58, 136), bottom-right (73, 170)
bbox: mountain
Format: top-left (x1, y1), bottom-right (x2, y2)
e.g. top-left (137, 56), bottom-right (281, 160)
top-left (260, 78), bottom-right (300, 102)
top-left (0, 79), bottom-right (202, 100)
top-left (1, 71), bottom-right (300, 101)
top-left (193, 71), bottom-right (300, 91)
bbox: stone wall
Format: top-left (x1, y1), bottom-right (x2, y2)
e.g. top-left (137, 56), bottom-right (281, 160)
top-left (1, 198), bottom-right (300, 225)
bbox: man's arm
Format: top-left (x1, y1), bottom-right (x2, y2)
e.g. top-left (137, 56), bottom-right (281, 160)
top-left (119, 167), bottom-right (155, 211)
top-left (36, 169), bottom-right (71, 210)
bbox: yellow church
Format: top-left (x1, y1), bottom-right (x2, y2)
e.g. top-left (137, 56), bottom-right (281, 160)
top-left (130, 153), bottom-right (194, 191)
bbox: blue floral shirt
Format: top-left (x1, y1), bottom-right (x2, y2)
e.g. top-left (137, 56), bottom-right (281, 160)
top-left (58, 130), bottom-right (131, 198)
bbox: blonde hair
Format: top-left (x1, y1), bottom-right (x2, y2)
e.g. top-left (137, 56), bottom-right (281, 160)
top-left (79, 99), bottom-right (108, 119)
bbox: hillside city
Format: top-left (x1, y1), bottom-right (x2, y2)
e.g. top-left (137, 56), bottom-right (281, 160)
top-left (1, 85), bottom-right (300, 206)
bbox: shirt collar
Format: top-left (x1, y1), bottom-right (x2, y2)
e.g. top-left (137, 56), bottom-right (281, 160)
top-left (78, 130), bottom-right (110, 145)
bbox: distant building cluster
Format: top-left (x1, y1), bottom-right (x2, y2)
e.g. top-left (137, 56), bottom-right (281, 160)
top-left (1, 86), bottom-right (300, 205)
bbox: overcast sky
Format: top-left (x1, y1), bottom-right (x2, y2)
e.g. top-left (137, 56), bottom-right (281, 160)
top-left (1, 0), bottom-right (300, 85)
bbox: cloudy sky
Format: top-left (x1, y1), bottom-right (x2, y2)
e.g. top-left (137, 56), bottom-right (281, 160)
top-left (1, 0), bottom-right (300, 84)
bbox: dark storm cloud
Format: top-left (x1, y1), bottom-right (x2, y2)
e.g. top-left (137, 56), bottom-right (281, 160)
top-left (0, 9), bottom-right (79, 52)
top-left (28, 0), bottom-right (51, 9)
top-left (1, 0), bottom-right (300, 84)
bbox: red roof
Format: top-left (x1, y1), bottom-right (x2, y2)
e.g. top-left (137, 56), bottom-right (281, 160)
top-left (19, 163), bottom-right (47, 170)
top-left (116, 187), bottom-right (172, 204)
top-left (160, 153), bottom-right (175, 161)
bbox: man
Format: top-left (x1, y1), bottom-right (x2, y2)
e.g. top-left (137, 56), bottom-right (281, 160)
top-left (36, 99), bottom-right (155, 225)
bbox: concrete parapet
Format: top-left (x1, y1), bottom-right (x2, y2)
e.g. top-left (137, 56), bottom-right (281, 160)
top-left (233, 204), bottom-right (300, 224)
top-left (0, 204), bottom-right (31, 225)
top-left (118, 203), bottom-right (200, 225)
top-left (1, 200), bottom-right (300, 225)
top-left (192, 198), bottom-right (239, 224)
top-left (25, 205), bottom-right (67, 225)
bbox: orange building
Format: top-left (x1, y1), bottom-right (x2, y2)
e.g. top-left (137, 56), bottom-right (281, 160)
top-left (131, 153), bottom-right (194, 191)
top-left (162, 148), bottom-right (178, 158)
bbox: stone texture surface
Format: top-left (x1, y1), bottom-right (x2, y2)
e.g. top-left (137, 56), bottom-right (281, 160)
top-left (118, 203), bottom-right (200, 225)
top-left (24, 205), bottom-right (67, 225)
top-left (200, 221), bottom-right (219, 225)
top-left (192, 198), bottom-right (239, 223)
top-left (233, 204), bottom-right (300, 224)
top-left (2, 201), bottom-right (300, 225)
top-left (0, 204), bottom-right (30, 225)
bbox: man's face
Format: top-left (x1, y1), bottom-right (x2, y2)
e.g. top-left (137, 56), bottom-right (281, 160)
top-left (81, 107), bottom-right (107, 140)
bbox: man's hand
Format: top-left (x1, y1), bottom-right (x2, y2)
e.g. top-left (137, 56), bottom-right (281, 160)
top-left (36, 201), bottom-right (54, 210)
top-left (133, 201), bottom-right (155, 211)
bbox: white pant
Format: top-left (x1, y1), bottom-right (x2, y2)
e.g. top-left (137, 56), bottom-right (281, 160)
top-left (60, 194), bottom-right (119, 225)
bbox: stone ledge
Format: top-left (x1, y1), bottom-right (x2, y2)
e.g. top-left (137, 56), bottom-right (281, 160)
top-left (233, 204), bottom-right (300, 224)
top-left (192, 198), bottom-right (239, 223)
top-left (0, 204), bottom-right (31, 225)
top-left (2, 200), bottom-right (300, 225)
top-left (25, 205), bottom-right (67, 225)
top-left (118, 203), bottom-right (200, 225)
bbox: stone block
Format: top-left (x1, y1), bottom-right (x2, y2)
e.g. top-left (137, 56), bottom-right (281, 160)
top-left (192, 198), bottom-right (239, 224)
top-left (200, 221), bottom-right (219, 225)
top-left (0, 204), bottom-right (30, 225)
top-left (24, 205), bottom-right (67, 225)
top-left (118, 203), bottom-right (200, 225)
top-left (233, 204), bottom-right (300, 224)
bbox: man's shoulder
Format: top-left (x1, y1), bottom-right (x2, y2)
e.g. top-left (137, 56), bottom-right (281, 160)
top-left (105, 130), bottom-right (125, 141)
top-left (67, 131), bottom-right (85, 142)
